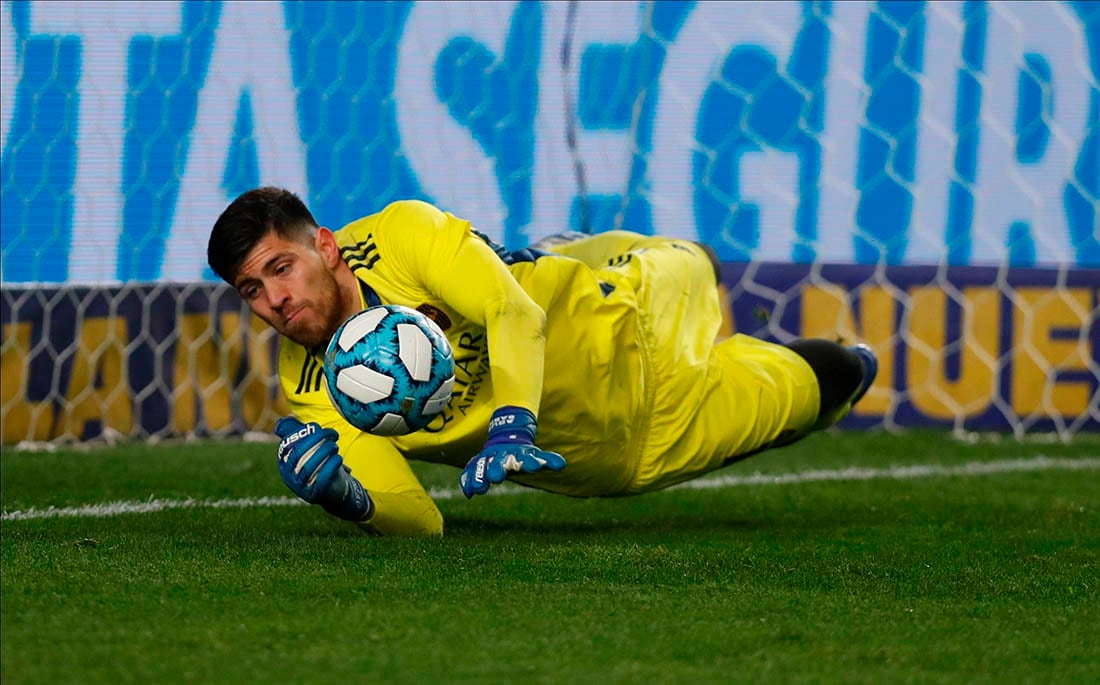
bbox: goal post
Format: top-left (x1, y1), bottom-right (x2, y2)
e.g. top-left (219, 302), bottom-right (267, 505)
top-left (1, 0), bottom-right (1097, 444)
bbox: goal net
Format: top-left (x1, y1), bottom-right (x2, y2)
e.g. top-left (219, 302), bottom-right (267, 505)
top-left (2, 0), bottom-right (1097, 444)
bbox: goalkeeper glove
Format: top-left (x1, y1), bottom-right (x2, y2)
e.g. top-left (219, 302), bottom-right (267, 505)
top-left (274, 417), bottom-right (373, 522)
top-left (459, 406), bottom-right (566, 499)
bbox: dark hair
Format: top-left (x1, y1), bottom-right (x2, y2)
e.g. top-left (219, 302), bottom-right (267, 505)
top-left (207, 187), bottom-right (319, 284)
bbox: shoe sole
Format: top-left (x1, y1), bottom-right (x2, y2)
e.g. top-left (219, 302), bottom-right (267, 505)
top-left (850, 343), bottom-right (878, 405)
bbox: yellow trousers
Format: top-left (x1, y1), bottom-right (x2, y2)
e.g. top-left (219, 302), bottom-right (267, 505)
top-left (573, 233), bottom-right (821, 494)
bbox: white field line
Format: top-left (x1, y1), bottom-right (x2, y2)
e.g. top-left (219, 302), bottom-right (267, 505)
top-left (3, 455), bottom-right (1098, 522)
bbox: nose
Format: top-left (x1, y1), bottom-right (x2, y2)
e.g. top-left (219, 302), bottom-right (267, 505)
top-left (265, 280), bottom-right (290, 310)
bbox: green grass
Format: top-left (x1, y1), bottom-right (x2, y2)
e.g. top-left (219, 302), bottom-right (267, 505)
top-left (2, 430), bottom-right (1098, 684)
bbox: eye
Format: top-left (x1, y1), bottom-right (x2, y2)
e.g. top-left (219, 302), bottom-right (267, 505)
top-left (275, 261), bottom-right (292, 276)
top-left (241, 284), bottom-right (261, 301)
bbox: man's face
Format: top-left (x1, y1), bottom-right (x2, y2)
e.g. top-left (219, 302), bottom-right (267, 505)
top-left (233, 230), bottom-right (347, 350)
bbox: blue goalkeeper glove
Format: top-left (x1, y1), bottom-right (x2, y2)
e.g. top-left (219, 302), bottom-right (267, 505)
top-left (459, 406), bottom-right (566, 499)
top-left (274, 417), bottom-right (373, 522)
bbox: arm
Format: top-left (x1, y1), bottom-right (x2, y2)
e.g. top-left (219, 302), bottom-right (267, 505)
top-left (331, 422), bottom-right (444, 537)
top-left (378, 201), bottom-right (565, 496)
top-left (380, 201), bottom-right (548, 414)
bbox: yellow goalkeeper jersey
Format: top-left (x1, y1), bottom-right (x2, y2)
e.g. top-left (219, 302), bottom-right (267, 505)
top-left (278, 200), bottom-right (649, 535)
top-left (278, 200), bottom-right (821, 537)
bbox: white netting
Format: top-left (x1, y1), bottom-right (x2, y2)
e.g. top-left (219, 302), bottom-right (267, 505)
top-left (0, 283), bottom-right (287, 443)
top-left (1, 0), bottom-right (1097, 444)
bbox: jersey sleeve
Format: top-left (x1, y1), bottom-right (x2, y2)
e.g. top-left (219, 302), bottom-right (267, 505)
top-left (280, 344), bottom-right (443, 537)
top-left (376, 200), bottom-right (547, 415)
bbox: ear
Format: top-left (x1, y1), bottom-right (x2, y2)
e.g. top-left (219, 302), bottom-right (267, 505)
top-left (314, 227), bottom-right (342, 269)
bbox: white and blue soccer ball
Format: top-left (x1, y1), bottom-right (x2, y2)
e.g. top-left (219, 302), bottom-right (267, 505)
top-left (323, 305), bottom-right (455, 436)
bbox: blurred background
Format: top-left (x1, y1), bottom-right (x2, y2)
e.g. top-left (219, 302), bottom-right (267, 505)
top-left (1, 0), bottom-right (1097, 444)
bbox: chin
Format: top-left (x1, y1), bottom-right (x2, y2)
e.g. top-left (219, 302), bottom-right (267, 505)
top-left (298, 332), bottom-right (330, 351)
top-left (282, 322), bottom-right (322, 350)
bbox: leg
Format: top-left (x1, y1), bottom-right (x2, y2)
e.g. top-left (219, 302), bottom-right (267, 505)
top-left (538, 230), bottom-right (652, 269)
top-left (596, 239), bottom-right (834, 494)
top-left (629, 334), bottom-right (821, 494)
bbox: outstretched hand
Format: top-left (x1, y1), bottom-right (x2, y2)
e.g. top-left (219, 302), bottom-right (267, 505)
top-left (459, 407), bottom-right (566, 498)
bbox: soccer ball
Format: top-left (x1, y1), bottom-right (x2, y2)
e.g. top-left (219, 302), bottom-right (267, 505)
top-left (323, 305), bottom-right (455, 436)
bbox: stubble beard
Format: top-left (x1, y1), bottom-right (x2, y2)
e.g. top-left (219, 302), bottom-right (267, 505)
top-left (284, 276), bottom-right (346, 352)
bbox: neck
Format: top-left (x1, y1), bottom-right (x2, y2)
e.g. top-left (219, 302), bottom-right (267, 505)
top-left (334, 263), bottom-right (363, 323)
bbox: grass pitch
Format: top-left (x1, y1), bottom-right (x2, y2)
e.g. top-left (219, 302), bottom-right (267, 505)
top-left (2, 430), bottom-right (1098, 684)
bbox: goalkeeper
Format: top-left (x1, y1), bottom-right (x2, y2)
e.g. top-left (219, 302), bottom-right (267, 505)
top-left (207, 187), bottom-right (879, 536)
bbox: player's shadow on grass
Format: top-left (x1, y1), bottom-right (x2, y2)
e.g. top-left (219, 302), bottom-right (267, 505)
top-left (440, 512), bottom-right (763, 538)
top-left (438, 500), bottom-right (942, 538)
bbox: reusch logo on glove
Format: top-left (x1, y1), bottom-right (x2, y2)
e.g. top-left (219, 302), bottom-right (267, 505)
top-left (488, 414), bottom-right (516, 430)
top-left (278, 424), bottom-right (316, 461)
